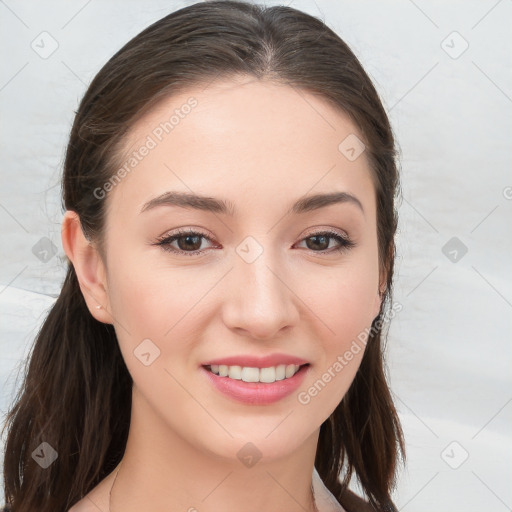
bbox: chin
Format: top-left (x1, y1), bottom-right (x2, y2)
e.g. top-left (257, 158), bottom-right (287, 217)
top-left (194, 422), bottom-right (315, 465)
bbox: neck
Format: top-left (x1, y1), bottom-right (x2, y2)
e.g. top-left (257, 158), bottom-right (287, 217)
top-left (109, 386), bottom-right (320, 512)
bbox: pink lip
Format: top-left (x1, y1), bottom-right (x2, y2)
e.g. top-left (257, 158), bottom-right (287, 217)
top-left (201, 353), bottom-right (309, 368)
top-left (201, 364), bottom-right (310, 405)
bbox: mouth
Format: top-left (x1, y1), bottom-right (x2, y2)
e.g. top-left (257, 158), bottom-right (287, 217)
top-left (200, 363), bottom-right (311, 405)
top-left (202, 363), bottom-right (310, 384)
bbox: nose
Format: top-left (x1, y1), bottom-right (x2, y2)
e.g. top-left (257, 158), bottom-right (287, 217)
top-left (221, 250), bottom-right (299, 341)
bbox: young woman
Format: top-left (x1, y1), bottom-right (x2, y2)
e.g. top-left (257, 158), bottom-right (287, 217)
top-left (1, 1), bottom-right (405, 511)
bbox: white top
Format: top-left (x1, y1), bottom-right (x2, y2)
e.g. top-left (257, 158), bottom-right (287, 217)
top-left (312, 466), bottom-right (347, 512)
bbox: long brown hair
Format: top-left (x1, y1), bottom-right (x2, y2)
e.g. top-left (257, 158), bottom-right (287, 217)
top-left (1, 1), bottom-right (405, 510)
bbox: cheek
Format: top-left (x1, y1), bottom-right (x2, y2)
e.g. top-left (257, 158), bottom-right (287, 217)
top-left (332, 276), bottom-right (377, 341)
top-left (293, 271), bottom-right (377, 417)
top-left (105, 249), bottom-right (219, 375)
top-left (106, 241), bottom-right (196, 331)
top-left (298, 255), bottom-right (379, 391)
top-left (306, 258), bottom-right (379, 341)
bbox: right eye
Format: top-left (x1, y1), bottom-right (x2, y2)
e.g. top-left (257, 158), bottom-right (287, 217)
top-left (153, 228), bottom-right (217, 256)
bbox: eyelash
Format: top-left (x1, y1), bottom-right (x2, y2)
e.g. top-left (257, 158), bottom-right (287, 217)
top-left (153, 228), bottom-right (355, 257)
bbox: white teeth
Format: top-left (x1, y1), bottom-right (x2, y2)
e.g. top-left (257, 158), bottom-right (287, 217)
top-left (275, 364), bottom-right (286, 380)
top-left (207, 363), bottom-right (303, 383)
top-left (228, 365), bottom-right (242, 380)
top-left (241, 367), bottom-right (260, 382)
top-left (259, 367), bottom-right (275, 383)
top-left (285, 364), bottom-right (296, 378)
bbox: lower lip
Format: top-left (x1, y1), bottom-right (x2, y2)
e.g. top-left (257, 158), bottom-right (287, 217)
top-left (201, 365), bottom-right (310, 405)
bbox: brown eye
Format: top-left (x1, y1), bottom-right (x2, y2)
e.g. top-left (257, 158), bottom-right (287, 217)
top-left (154, 229), bottom-right (214, 256)
top-left (173, 233), bottom-right (203, 251)
top-left (298, 231), bottom-right (355, 253)
top-left (305, 234), bottom-right (330, 251)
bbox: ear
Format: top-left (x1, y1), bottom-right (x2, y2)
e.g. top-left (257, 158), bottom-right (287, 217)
top-left (61, 210), bottom-right (112, 324)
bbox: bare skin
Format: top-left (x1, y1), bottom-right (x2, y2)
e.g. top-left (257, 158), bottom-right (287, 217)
top-left (64, 76), bottom-right (383, 512)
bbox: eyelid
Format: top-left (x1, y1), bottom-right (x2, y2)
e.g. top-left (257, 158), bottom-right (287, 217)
top-left (155, 226), bottom-right (214, 242)
top-left (301, 226), bottom-right (350, 241)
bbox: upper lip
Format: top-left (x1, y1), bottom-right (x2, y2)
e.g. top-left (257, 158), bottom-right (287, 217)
top-left (202, 353), bottom-right (309, 368)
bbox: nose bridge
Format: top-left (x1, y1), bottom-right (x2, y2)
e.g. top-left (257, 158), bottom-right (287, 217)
top-left (222, 236), bottom-right (298, 339)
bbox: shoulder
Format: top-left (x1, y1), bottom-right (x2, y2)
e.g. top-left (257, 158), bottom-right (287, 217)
top-left (68, 491), bottom-right (110, 512)
top-left (68, 473), bottom-right (116, 512)
top-left (68, 464), bottom-right (121, 512)
top-left (68, 497), bottom-right (101, 512)
top-left (67, 488), bottom-right (111, 512)
top-left (2, 505), bottom-right (96, 512)
top-left (2, 492), bottom-right (106, 512)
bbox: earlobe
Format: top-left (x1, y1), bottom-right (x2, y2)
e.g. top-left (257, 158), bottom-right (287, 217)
top-left (61, 210), bottom-right (112, 324)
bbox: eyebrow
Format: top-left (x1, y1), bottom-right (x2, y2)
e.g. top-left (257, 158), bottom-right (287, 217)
top-left (140, 190), bottom-right (364, 216)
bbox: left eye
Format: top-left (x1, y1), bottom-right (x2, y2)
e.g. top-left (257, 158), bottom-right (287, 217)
top-left (154, 229), bottom-right (354, 256)
top-left (296, 231), bottom-right (355, 252)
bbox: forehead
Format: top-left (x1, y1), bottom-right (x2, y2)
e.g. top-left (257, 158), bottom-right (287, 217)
top-left (106, 76), bottom-right (375, 218)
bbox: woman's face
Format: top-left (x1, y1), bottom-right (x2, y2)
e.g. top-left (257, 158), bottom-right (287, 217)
top-left (99, 76), bottom-right (382, 463)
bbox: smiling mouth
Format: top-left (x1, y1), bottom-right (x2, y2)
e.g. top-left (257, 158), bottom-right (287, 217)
top-left (203, 363), bottom-right (309, 384)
